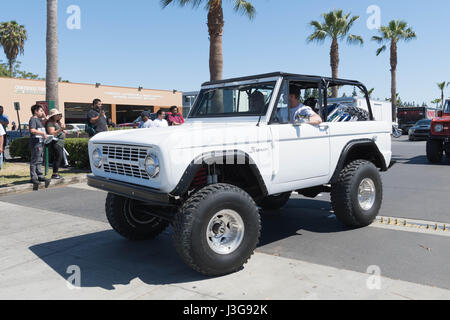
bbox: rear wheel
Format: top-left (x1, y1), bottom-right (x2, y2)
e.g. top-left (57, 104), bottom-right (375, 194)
top-left (331, 160), bottom-right (383, 228)
top-left (427, 139), bottom-right (444, 163)
top-left (173, 184), bottom-right (261, 276)
top-left (105, 193), bottom-right (169, 241)
top-left (257, 192), bottom-right (291, 210)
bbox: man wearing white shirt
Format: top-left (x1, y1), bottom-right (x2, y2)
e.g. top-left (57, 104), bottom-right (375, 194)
top-left (152, 110), bottom-right (169, 128)
top-left (280, 85), bottom-right (322, 125)
top-left (139, 111), bottom-right (153, 128)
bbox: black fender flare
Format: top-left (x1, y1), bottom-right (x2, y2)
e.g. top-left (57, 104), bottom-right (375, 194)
top-left (170, 150), bottom-right (269, 197)
top-left (329, 139), bottom-right (388, 184)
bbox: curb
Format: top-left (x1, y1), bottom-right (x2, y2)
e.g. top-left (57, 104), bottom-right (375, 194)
top-left (0, 174), bottom-right (88, 197)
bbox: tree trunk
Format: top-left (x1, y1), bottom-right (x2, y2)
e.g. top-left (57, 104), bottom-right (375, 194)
top-left (46, 0), bottom-right (59, 110)
top-left (390, 40), bottom-right (397, 122)
top-left (330, 38), bottom-right (339, 98)
top-left (207, 0), bottom-right (224, 82)
top-left (442, 90), bottom-right (445, 110)
top-left (8, 59), bottom-right (13, 77)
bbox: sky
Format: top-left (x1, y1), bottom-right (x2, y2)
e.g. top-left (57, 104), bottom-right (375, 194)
top-left (0, 0), bottom-right (449, 105)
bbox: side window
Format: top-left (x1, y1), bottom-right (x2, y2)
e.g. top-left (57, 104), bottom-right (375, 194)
top-left (270, 81), bottom-right (289, 124)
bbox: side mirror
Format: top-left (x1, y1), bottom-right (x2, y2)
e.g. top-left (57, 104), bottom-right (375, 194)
top-left (437, 110), bottom-right (443, 118)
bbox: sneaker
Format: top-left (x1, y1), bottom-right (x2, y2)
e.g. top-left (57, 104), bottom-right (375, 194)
top-left (52, 174), bottom-right (62, 180)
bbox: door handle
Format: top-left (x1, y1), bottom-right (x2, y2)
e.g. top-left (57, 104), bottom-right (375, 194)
top-left (319, 124), bottom-right (329, 130)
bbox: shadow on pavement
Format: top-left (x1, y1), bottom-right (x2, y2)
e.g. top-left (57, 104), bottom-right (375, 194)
top-left (29, 230), bottom-right (209, 290)
top-left (28, 198), bottom-right (346, 290)
top-left (393, 155), bottom-right (450, 165)
top-left (259, 198), bottom-right (349, 246)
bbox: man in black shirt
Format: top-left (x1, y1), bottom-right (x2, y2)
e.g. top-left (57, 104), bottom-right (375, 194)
top-left (87, 99), bottom-right (108, 137)
top-left (29, 104), bottom-right (50, 187)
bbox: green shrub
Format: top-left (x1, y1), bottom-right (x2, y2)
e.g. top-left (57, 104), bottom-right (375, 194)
top-left (9, 137), bottom-right (31, 161)
top-left (65, 138), bottom-right (90, 169)
top-left (9, 137), bottom-right (90, 170)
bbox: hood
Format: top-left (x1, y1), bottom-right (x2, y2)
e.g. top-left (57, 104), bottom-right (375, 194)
top-left (89, 121), bottom-right (265, 150)
top-left (433, 115), bottom-right (450, 123)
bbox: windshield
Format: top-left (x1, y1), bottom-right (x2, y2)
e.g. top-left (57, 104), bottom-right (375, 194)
top-left (445, 100), bottom-right (450, 114)
top-left (189, 82), bottom-right (276, 118)
top-left (416, 120), bottom-right (431, 126)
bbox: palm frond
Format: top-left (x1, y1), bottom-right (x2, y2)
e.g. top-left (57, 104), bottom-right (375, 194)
top-left (160, 0), bottom-right (204, 9)
top-left (233, 0), bottom-right (256, 19)
top-left (375, 45), bottom-right (386, 56)
top-left (347, 34), bottom-right (363, 45)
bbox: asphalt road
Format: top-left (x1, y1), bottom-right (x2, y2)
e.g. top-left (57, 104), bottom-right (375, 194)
top-left (1, 136), bottom-right (450, 291)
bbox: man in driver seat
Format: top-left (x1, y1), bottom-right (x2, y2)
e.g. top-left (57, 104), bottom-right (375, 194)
top-left (287, 85), bottom-right (322, 125)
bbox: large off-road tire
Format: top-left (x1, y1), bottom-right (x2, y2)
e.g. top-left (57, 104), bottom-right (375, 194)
top-left (257, 192), bottom-right (291, 210)
top-left (331, 160), bottom-right (383, 228)
top-left (105, 193), bottom-right (170, 241)
top-left (426, 139), bottom-right (444, 164)
top-left (173, 183), bottom-right (261, 277)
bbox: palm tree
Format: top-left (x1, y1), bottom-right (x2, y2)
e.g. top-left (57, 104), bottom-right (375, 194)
top-left (360, 88), bottom-right (374, 98)
top-left (431, 98), bottom-right (441, 109)
top-left (46, 0), bottom-right (59, 109)
top-left (161, 0), bottom-right (255, 81)
top-left (437, 81), bottom-right (449, 109)
top-left (372, 20), bottom-right (416, 121)
top-left (307, 10), bottom-right (363, 98)
top-left (0, 21), bottom-right (27, 76)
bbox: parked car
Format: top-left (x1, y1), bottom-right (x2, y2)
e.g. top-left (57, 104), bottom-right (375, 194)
top-left (87, 72), bottom-right (393, 276)
top-left (118, 122), bottom-right (139, 129)
top-left (427, 99), bottom-right (450, 163)
top-left (65, 123), bottom-right (86, 134)
top-left (409, 119), bottom-right (432, 141)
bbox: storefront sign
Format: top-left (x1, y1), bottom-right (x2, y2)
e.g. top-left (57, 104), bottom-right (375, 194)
top-left (15, 85), bottom-right (46, 95)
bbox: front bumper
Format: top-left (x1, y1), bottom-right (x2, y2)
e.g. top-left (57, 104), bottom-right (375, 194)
top-left (87, 175), bottom-right (174, 206)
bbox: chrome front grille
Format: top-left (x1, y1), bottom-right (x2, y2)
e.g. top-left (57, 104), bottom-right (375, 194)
top-left (102, 145), bottom-right (148, 162)
top-left (100, 145), bottom-right (150, 180)
top-left (103, 162), bottom-right (149, 180)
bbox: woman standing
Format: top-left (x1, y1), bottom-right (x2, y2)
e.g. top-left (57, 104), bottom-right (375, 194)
top-left (45, 109), bottom-right (66, 180)
top-left (167, 106), bottom-right (185, 126)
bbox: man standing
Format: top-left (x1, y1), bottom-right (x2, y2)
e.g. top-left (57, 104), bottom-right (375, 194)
top-left (0, 106), bottom-right (9, 155)
top-left (152, 110), bottom-right (169, 128)
top-left (87, 99), bottom-right (108, 137)
top-left (0, 121), bottom-right (5, 170)
top-left (139, 111), bottom-right (153, 128)
top-left (29, 104), bottom-right (50, 187)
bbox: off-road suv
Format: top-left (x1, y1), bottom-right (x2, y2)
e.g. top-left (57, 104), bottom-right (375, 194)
top-left (87, 72), bottom-right (393, 276)
top-left (427, 99), bottom-right (450, 163)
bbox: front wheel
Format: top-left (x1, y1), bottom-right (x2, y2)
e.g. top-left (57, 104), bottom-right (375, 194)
top-left (331, 160), bottom-right (383, 228)
top-left (427, 139), bottom-right (444, 163)
top-left (105, 193), bottom-right (170, 241)
top-left (173, 184), bottom-right (261, 276)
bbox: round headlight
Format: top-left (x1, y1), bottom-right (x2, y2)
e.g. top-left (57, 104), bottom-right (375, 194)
top-left (145, 154), bottom-right (160, 178)
top-left (435, 124), bottom-right (444, 132)
top-left (93, 148), bottom-right (103, 168)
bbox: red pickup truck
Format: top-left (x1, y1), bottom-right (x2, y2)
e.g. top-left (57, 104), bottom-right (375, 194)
top-left (427, 99), bottom-right (450, 163)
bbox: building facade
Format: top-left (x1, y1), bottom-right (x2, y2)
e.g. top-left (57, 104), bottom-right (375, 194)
top-left (0, 77), bottom-right (182, 127)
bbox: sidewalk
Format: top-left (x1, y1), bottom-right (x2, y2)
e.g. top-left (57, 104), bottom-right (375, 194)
top-left (1, 195), bottom-right (449, 300)
top-left (0, 159), bottom-right (89, 195)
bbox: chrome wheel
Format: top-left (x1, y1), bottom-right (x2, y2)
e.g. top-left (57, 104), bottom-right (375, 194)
top-left (206, 209), bottom-right (245, 255)
top-left (358, 178), bottom-right (376, 211)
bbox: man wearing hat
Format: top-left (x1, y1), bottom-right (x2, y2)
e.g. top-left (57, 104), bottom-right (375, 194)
top-left (139, 111), bottom-right (153, 128)
top-left (45, 109), bottom-right (67, 180)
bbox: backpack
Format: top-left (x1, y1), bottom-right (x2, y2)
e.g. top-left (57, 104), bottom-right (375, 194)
top-left (85, 120), bottom-right (96, 137)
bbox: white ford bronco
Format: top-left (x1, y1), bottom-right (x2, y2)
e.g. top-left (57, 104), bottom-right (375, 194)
top-left (88, 72), bottom-right (393, 276)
